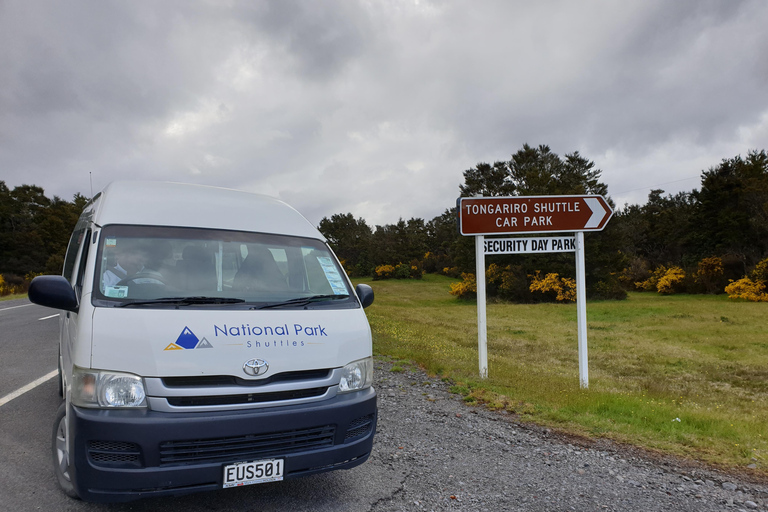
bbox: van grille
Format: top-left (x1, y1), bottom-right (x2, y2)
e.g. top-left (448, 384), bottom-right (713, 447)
top-left (88, 441), bottom-right (142, 467)
top-left (344, 414), bottom-right (375, 441)
top-left (165, 387), bottom-right (328, 407)
top-left (162, 369), bottom-right (331, 388)
top-left (159, 425), bottom-right (336, 466)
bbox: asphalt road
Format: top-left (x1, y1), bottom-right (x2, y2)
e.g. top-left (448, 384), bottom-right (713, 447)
top-left (2, 297), bottom-right (767, 511)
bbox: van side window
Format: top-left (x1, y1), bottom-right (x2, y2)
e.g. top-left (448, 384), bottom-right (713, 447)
top-left (73, 230), bottom-right (91, 298)
top-left (62, 224), bottom-right (88, 282)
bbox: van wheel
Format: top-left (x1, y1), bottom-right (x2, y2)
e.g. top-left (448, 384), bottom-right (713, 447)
top-left (52, 402), bottom-right (79, 499)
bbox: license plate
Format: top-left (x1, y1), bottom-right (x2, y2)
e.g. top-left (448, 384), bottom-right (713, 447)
top-left (222, 459), bottom-right (284, 488)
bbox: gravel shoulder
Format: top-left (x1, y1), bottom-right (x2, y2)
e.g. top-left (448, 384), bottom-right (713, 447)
top-left (370, 357), bottom-right (768, 511)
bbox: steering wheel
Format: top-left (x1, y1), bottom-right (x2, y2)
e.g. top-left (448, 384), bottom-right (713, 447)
top-left (117, 273), bottom-right (168, 287)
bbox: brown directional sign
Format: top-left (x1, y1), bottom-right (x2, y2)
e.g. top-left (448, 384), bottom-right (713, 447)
top-left (458, 195), bottom-right (613, 235)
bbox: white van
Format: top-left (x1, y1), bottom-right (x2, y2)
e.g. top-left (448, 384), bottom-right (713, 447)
top-left (28, 181), bottom-right (377, 503)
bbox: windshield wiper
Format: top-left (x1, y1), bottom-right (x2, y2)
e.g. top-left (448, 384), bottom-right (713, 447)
top-left (253, 294), bottom-right (349, 310)
top-left (117, 296), bottom-right (246, 307)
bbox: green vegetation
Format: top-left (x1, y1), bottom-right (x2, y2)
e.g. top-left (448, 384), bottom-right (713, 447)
top-left (365, 274), bottom-right (768, 473)
top-left (324, 146), bottom-right (768, 302)
top-left (0, 293), bottom-right (27, 302)
top-left (4, 147), bottom-right (767, 301)
top-left (1, 182), bottom-right (87, 295)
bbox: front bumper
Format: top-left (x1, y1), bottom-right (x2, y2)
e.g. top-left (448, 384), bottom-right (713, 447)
top-left (68, 387), bottom-right (377, 503)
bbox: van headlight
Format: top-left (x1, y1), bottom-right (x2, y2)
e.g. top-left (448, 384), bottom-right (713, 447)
top-left (71, 367), bottom-right (147, 408)
top-left (338, 357), bottom-right (373, 393)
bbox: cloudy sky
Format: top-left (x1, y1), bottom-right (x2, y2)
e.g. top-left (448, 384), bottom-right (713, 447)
top-left (2, 0), bottom-right (767, 226)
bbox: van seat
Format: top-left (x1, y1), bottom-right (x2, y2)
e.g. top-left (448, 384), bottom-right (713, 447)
top-left (176, 245), bottom-right (216, 291)
top-left (233, 247), bottom-right (287, 292)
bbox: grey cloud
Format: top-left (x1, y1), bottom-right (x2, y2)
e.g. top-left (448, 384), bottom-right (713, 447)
top-left (1, 0), bottom-right (767, 224)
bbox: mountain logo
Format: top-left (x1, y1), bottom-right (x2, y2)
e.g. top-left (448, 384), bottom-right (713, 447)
top-left (165, 327), bottom-right (214, 350)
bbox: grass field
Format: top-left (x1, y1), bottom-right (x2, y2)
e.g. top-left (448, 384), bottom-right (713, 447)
top-left (363, 274), bottom-right (768, 474)
top-left (0, 293), bottom-right (26, 302)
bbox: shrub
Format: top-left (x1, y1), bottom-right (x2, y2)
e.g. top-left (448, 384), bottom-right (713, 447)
top-left (619, 257), bottom-right (651, 291)
top-left (374, 262), bottom-right (422, 280)
top-left (485, 263), bottom-right (531, 302)
top-left (0, 273), bottom-right (30, 296)
top-left (394, 263), bottom-right (411, 279)
top-left (374, 264), bottom-right (396, 280)
top-left (656, 266), bottom-right (686, 295)
top-left (635, 265), bottom-right (665, 291)
top-left (441, 266), bottom-right (461, 278)
top-left (529, 271), bottom-right (576, 303)
top-left (485, 263), bottom-right (505, 296)
top-left (635, 265), bottom-right (686, 294)
top-left (591, 277), bottom-right (628, 300)
top-left (751, 257), bottom-right (768, 285)
top-left (725, 277), bottom-right (768, 302)
top-left (422, 252), bottom-right (453, 275)
top-left (695, 256), bottom-right (725, 294)
top-left (449, 272), bottom-right (476, 299)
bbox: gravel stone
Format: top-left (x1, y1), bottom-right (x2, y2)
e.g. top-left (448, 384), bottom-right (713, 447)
top-left (369, 358), bottom-right (768, 511)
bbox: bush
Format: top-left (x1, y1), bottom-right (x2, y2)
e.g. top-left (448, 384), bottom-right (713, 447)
top-left (725, 277), bottom-right (768, 302)
top-left (422, 252), bottom-right (453, 275)
top-left (591, 277), bottom-right (628, 300)
top-left (656, 266), bottom-right (686, 295)
top-left (441, 266), bottom-right (462, 278)
top-left (619, 257), bottom-right (651, 291)
top-left (695, 256), bottom-right (725, 294)
top-left (374, 264), bottom-right (396, 280)
top-left (486, 263), bottom-right (531, 302)
top-left (529, 271), bottom-right (576, 303)
top-left (634, 265), bottom-right (665, 292)
top-left (452, 265), bottom-right (625, 303)
top-left (635, 265), bottom-right (686, 294)
top-left (0, 273), bottom-right (30, 296)
top-left (449, 273), bottom-right (476, 299)
top-left (374, 262), bottom-right (422, 280)
top-left (394, 263), bottom-right (411, 279)
top-left (751, 257), bottom-right (768, 285)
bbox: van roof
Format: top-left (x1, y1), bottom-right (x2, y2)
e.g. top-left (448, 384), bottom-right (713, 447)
top-left (91, 181), bottom-right (323, 240)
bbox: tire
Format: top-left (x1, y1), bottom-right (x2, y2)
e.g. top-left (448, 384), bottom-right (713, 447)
top-left (51, 402), bottom-right (80, 499)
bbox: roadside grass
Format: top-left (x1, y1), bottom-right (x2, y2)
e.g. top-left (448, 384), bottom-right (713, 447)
top-left (0, 293), bottom-right (27, 302)
top-left (362, 274), bottom-right (768, 474)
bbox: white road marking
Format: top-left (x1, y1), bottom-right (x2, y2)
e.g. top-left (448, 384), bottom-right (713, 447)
top-left (38, 314), bottom-right (58, 321)
top-left (0, 370), bottom-right (58, 408)
top-left (0, 303), bottom-right (33, 312)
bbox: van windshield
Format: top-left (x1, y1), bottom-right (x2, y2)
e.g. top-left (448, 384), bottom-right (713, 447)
top-left (92, 225), bottom-right (354, 308)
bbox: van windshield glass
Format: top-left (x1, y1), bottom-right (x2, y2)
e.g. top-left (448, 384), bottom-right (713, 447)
top-left (93, 225), bottom-right (352, 308)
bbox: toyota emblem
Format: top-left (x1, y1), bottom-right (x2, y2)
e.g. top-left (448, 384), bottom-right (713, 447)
top-left (243, 358), bottom-right (269, 377)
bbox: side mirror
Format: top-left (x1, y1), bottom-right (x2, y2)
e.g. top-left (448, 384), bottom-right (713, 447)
top-left (28, 276), bottom-right (79, 312)
top-left (355, 284), bottom-right (374, 309)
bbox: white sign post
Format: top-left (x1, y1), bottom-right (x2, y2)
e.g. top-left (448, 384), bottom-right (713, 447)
top-left (458, 195), bottom-right (613, 389)
top-left (574, 231), bottom-right (588, 388)
top-left (475, 235), bottom-right (488, 379)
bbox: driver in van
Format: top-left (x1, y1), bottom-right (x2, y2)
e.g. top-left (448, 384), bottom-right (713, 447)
top-left (102, 239), bottom-right (165, 288)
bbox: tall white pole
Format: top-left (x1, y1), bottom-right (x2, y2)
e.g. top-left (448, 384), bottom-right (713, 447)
top-left (475, 234), bottom-right (488, 378)
top-left (574, 231), bottom-right (588, 388)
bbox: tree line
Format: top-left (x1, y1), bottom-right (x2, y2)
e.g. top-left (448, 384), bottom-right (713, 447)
top-left (319, 145), bottom-right (768, 301)
top-left (2, 145), bottom-right (767, 300)
top-left (0, 183), bottom-right (88, 294)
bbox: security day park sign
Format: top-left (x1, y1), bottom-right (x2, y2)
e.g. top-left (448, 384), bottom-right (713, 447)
top-left (457, 195), bottom-right (614, 388)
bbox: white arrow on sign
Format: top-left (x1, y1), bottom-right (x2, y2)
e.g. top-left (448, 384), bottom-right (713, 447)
top-left (584, 197), bottom-right (608, 229)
